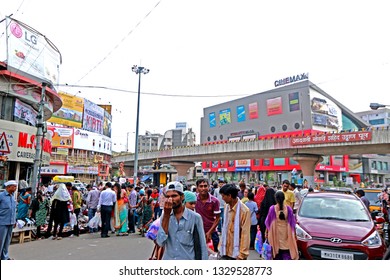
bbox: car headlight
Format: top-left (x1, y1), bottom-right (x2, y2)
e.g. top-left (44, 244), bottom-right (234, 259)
top-left (296, 224), bottom-right (312, 241)
top-left (362, 231), bottom-right (382, 247)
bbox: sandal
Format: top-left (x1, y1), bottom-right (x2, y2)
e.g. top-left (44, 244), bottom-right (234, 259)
top-left (52, 236), bottom-right (57, 240)
top-left (57, 237), bottom-right (62, 240)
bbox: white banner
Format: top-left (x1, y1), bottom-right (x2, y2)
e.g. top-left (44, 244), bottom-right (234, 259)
top-left (83, 99), bottom-right (104, 135)
top-left (73, 128), bottom-right (112, 155)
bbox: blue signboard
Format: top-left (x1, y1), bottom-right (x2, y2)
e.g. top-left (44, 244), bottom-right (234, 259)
top-left (237, 105), bottom-right (246, 122)
top-left (209, 112), bottom-right (216, 128)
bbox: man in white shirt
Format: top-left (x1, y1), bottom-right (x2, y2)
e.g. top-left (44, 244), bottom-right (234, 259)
top-left (97, 182), bottom-right (116, 238)
top-left (290, 183), bottom-right (302, 214)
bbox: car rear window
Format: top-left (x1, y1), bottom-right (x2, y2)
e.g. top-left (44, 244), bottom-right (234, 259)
top-left (299, 197), bottom-right (370, 221)
top-left (364, 191), bottom-right (381, 206)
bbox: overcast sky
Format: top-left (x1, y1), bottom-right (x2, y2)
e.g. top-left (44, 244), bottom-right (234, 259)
top-left (1, 0), bottom-right (390, 152)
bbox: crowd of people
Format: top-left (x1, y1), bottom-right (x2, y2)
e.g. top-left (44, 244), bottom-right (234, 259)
top-left (1, 177), bottom-right (389, 261)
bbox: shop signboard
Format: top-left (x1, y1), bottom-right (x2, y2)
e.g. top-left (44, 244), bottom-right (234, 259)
top-left (291, 131), bottom-right (372, 146)
top-left (40, 164), bottom-right (66, 175)
top-left (0, 120), bottom-right (52, 164)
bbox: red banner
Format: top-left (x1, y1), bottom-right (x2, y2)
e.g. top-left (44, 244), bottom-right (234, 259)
top-left (290, 131), bottom-right (372, 146)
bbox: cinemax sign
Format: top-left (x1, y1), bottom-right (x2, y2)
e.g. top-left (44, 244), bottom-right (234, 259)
top-left (274, 73), bottom-right (309, 87)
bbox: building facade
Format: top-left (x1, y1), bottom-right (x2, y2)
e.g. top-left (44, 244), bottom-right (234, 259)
top-left (200, 80), bottom-right (370, 186)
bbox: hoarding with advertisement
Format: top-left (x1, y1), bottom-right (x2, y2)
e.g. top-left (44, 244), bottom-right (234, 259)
top-left (103, 110), bottom-right (112, 138)
top-left (219, 108), bottom-right (231, 125)
top-left (83, 99), bottom-right (104, 134)
top-left (209, 112), bottom-right (216, 128)
top-left (47, 126), bottom-right (74, 148)
top-left (237, 105), bottom-right (246, 122)
top-left (310, 90), bottom-right (342, 131)
top-left (5, 17), bottom-right (61, 86)
top-left (289, 92), bottom-right (300, 112)
top-left (48, 92), bottom-right (83, 128)
top-left (73, 128), bottom-right (112, 155)
top-left (0, 120), bottom-right (52, 164)
top-left (267, 97), bottom-right (283, 116)
top-left (14, 99), bottom-right (37, 126)
top-left (248, 102), bottom-right (258, 119)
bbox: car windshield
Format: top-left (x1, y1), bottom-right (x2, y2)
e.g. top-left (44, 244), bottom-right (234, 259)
top-left (299, 197), bottom-right (370, 221)
top-left (364, 191), bottom-right (381, 206)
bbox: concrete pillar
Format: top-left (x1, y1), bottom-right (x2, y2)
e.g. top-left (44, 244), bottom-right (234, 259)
top-left (169, 161), bottom-right (194, 181)
top-left (292, 153), bottom-right (323, 188)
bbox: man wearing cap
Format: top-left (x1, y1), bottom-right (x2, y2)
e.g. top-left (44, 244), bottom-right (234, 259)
top-left (0, 180), bottom-right (18, 260)
top-left (156, 182), bottom-right (208, 260)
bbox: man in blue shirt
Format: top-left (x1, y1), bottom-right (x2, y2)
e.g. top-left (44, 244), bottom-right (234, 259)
top-left (0, 180), bottom-right (17, 260)
top-left (157, 181), bottom-right (208, 260)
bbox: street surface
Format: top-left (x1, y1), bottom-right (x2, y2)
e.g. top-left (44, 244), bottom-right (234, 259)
top-left (8, 232), bottom-right (261, 260)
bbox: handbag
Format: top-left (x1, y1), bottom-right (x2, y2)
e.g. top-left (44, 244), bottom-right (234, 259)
top-left (261, 239), bottom-right (273, 260)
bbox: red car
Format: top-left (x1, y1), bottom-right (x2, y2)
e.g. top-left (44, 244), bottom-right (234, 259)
top-left (296, 192), bottom-right (386, 260)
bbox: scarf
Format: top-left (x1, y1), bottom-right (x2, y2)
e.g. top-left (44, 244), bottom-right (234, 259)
top-left (50, 184), bottom-right (71, 203)
top-left (220, 199), bottom-right (241, 258)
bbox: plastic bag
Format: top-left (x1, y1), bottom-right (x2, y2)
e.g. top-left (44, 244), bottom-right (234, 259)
top-left (70, 213), bottom-right (77, 228)
top-left (145, 218), bottom-right (160, 240)
top-left (261, 239), bottom-right (273, 260)
top-left (88, 212), bottom-right (101, 229)
top-left (254, 229), bottom-right (263, 254)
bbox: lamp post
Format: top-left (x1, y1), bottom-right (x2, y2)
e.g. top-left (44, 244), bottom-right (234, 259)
top-left (370, 103), bottom-right (390, 110)
top-left (132, 65), bottom-right (149, 185)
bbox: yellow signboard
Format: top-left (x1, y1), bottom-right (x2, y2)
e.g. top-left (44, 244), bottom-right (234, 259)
top-left (48, 91), bottom-right (84, 127)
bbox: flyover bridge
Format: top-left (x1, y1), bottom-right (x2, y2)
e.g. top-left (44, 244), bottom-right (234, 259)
top-left (112, 130), bottom-right (390, 185)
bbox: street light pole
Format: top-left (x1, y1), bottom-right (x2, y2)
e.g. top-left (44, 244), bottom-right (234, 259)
top-left (132, 65), bottom-right (149, 186)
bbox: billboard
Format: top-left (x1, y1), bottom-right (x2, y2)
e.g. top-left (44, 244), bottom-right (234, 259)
top-left (267, 97), bottom-right (283, 116)
top-left (83, 99), bottom-right (104, 134)
top-left (14, 99), bottom-right (37, 126)
top-left (103, 110), bottom-right (112, 138)
top-left (73, 128), bottom-right (112, 155)
top-left (48, 92), bottom-right (83, 128)
top-left (237, 105), bottom-right (246, 122)
top-left (289, 92), bottom-right (300, 112)
top-left (5, 18), bottom-right (61, 86)
top-left (310, 90), bottom-right (342, 131)
top-left (219, 108), bottom-right (231, 125)
top-left (248, 102), bottom-right (258, 119)
top-left (209, 112), bottom-right (216, 128)
top-left (47, 126), bottom-right (74, 148)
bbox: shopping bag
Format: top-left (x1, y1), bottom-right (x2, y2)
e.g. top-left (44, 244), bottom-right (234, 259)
top-left (261, 239), bottom-right (273, 260)
top-left (145, 218), bottom-right (160, 240)
top-left (254, 229), bottom-right (263, 254)
top-left (88, 212), bottom-right (101, 229)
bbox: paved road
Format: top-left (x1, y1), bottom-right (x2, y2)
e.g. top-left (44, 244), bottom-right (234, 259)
top-left (9, 232), bottom-right (261, 260)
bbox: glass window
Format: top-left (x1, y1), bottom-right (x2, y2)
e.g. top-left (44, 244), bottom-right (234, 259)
top-left (274, 158), bottom-right (285, 166)
top-left (378, 161), bottom-right (383, 170)
top-left (322, 156), bottom-right (330, 166)
top-left (254, 159), bottom-right (260, 166)
top-left (384, 162), bottom-right (388, 171)
top-left (0, 96), bottom-right (14, 121)
top-left (263, 159), bottom-right (271, 166)
top-left (228, 160), bottom-right (235, 167)
top-left (332, 155), bottom-right (343, 166)
top-left (289, 158), bottom-right (298, 165)
top-left (211, 161), bottom-right (219, 168)
top-left (371, 161), bottom-right (377, 169)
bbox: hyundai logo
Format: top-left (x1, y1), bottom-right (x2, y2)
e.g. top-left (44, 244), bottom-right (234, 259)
top-left (330, 237), bottom-right (343, 243)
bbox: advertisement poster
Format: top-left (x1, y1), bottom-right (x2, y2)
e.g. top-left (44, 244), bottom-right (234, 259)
top-left (267, 96), bottom-right (283, 116)
top-left (83, 99), bottom-right (104, 135)
top-left (47, 126), bottom-right (74, 148)
top-left (237, 105), bottom-right (246, 122)
top-left (289, 92), bottom-right (300, 112)
top-left (219, 108), bottom-right (231, 125)
top-left (209, 112), bottom-right (216, 128)
top-left (6, 18), bottom-right (61, 86)
top-left (14, 99), bottom-right (37, 126)
top-left (48, 92), bottom-right (83, 128)
top-left (73, 128), bottom-right (112, 155)
top-left (103, 110), bottom-right (112, 138)
top-left (310, 90), bottom-right (342, 131)
top-left (248, 102), bottom-right (258, 119)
